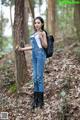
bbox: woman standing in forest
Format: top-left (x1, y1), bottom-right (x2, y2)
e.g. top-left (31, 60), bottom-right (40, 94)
top-left (19, 16), bottom-right (47, 109)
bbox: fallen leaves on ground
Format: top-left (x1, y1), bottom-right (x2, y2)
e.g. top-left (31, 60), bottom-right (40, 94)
top-left (0, 49), bottom-right (80, 120)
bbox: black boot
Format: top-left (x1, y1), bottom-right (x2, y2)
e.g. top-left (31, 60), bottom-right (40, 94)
top-left (32, 92), bottom-right (38, 109)
top-left (38, 92), bottom-right (44, 109)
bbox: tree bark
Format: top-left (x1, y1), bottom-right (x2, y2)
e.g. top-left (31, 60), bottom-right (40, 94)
top-left (24, 0), bottom-right (29, 43)
top-left (28, 0), bottom-right (34, 18)
top-left (48, 0), bottom-right (55, 36)
top-left (14, 0), bottom-right (30, 89)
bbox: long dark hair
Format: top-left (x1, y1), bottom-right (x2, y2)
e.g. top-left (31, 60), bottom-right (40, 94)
top-left (33, 16), bottom-right (44, 31)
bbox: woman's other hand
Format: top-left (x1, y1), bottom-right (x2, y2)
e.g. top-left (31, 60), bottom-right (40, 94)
top-left (18, 47), bottom-right (24, 51)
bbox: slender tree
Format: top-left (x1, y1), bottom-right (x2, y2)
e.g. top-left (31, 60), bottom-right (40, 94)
top-left (24, 0), bottom-right (29, 43)
top-left (28, 0), bottom-right (34, 18)
top-left (14, 0), bottom-right (30, 90)
top-left (48, 0), bottom-right (56, 36)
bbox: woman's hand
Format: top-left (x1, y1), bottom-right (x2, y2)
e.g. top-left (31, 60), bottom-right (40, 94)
top-left (38, 31), bottom-right (43, 40)
top-left (15, 44), bottom-right (32, 51)
top-left (18, 47), bottom-right (24, 51)
top-left (38, 31), bottom-right (48, 48)
top-left (18, 46), bottom-right (32, 51)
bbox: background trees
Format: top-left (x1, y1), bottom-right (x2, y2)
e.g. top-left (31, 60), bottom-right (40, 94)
top-left (0, 0), bottom-right (80, 90)
top-left (74, 0), bottom-right (80, 41)
top-left (0, 0), bottom-right (80, 119)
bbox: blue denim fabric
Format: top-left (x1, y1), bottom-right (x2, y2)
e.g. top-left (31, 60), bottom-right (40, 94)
top-left (31, 37), bottom-right (46, 92)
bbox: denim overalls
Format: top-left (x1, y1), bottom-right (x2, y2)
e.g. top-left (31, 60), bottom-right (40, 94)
top-left (30, 33), bottom-right (46, 93)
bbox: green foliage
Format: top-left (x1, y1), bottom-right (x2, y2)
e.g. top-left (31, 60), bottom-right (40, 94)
top-left (56, 0), bottom-right (75, 37)
top-left (0, 36), bottom-right (13, 58)
top-left (0, 8), bottom-right (13, 53)
top-left (8, 83), bottom-right (17, 93)
top-left (3, 37), bottom-right (13, 52)
top-left (0, 51), bottom-right (5, 59)
top-left (0, 11), bottom-right (9, 51)
top-left (57, 0), bottom-right (79, 6)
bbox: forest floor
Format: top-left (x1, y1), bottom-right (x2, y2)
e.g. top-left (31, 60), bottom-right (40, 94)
top-left (0, 42), bottom-right (80, 120)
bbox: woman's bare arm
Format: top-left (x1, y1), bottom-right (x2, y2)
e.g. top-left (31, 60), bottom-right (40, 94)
top-left (39, 31), bottom-right (48, 48)
top-left (18, 45), bottom-right (32, 51)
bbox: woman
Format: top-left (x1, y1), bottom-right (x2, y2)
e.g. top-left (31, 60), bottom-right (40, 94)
top-left (19, 16), bottom-right (47, 109)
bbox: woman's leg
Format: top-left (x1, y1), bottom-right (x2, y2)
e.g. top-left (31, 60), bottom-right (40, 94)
top-left (32, 54), bottom-right (38, 109)
top-left (32, 54), bottom-right (38, 92)
top-left (37, 51), bottom-right (46, 108)
top-left (37, 52), bottom-right (45, 92)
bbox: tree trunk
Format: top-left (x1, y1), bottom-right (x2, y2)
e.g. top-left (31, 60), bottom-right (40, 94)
top-left (24, 0), bottom-right (29, 43)
top-left (28, 0), bottom-right (34, 18)
top-left (48, 0), bottom-right (55, 36)
top-left (74, 0), bottom-right (80, 41)
top-left (10, 3), bottom-right (13, 32)
top-left (14, 0), bottom-right (30, 90)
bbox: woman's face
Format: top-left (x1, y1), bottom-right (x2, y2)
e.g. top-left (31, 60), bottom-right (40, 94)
top-left (34, 19), bottom-right (42, 31)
